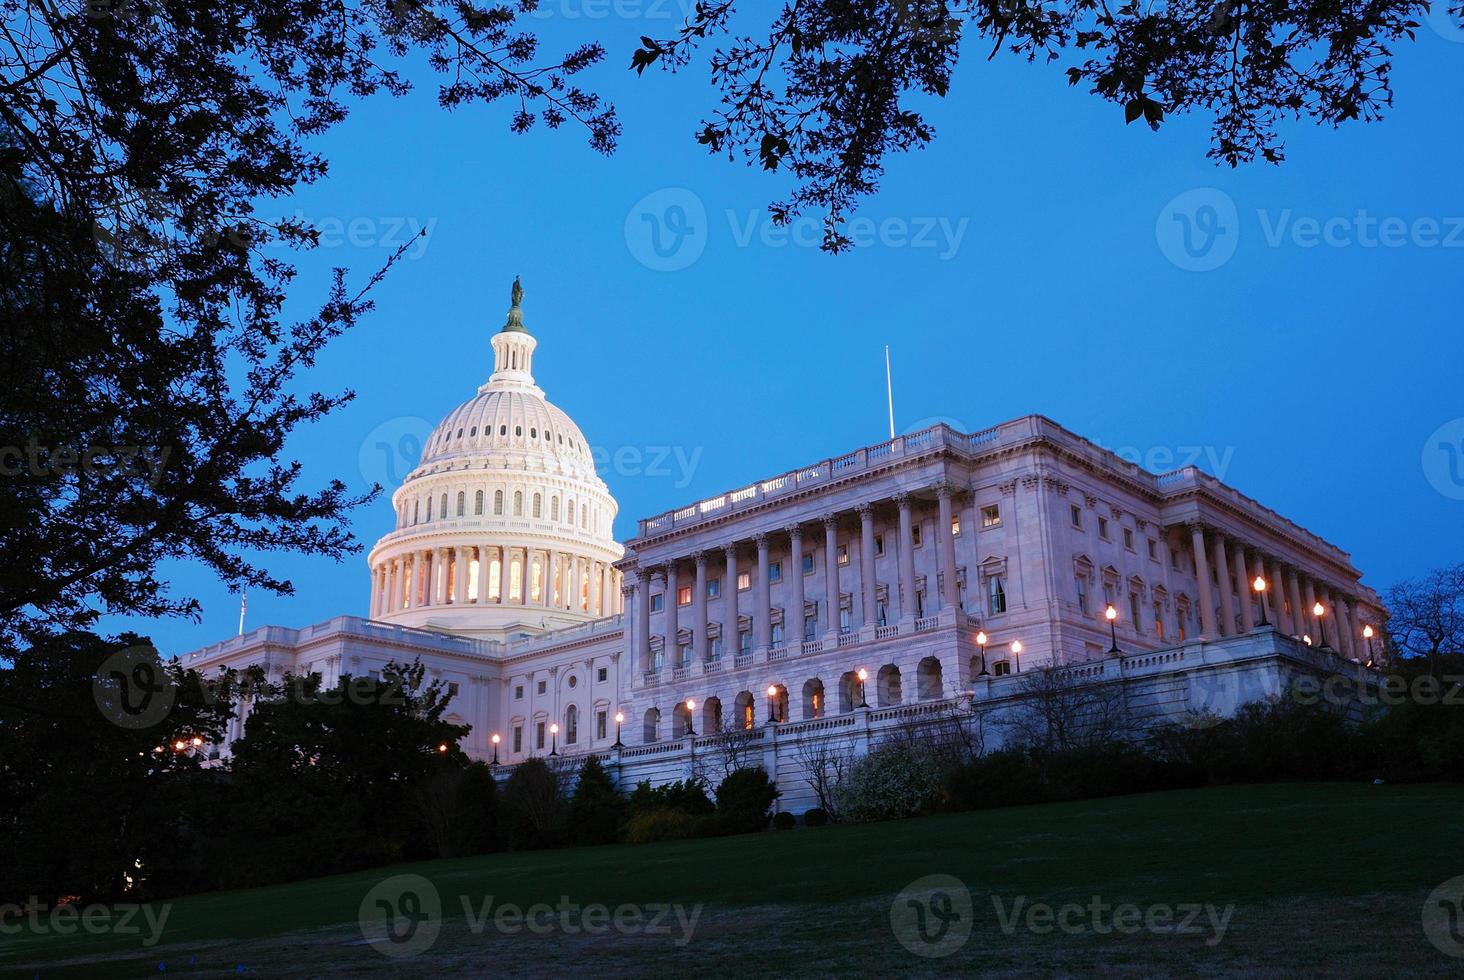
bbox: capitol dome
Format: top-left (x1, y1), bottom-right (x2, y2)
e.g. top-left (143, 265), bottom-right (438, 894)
top-left (366, 279), bottom-right (624, 638)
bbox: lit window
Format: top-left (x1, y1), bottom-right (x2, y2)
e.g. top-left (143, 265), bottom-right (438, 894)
top-left (677, 585), bottom-right (692, 606)
top-left (737, 571), bottom-right (751, 591)
top-left (837, 544), bottom-right (849, 566)
top-left (981, 504), bottom-right (1000, 528)
top-left (951, 515), bottom-right (961, 536)
top-left (1154, 603), bottom-right (1165, 640)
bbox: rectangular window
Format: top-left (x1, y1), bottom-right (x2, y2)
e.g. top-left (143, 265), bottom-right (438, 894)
top-left (597, 666), bottom-right (608, 683)
top-left (514, 685), bottom-right (524, 700)
top-left (737, 571), bottom-right (751, 591)
top-left (801, 553), bottom-right (816, 574)
top-left (707, 578), bottom-right (721, 599)
top-left (837, 544), bottom-right (849, 566)
top-left (772, 624), bottom-right (784, 646)
top-left (513, 726), bottom-right (523, 753)
top-left (1098, 517), bottom-right (1110, 540)
top-left (769, 561), bottom-right (782, 583)
top-left (711, 637), bottom-right (723, 658)
top-left (951, 515), bottom-right (961, 536)
top-left (596, 710), bottom-right (607, 740)
top-left (1123, 528), bottom-right (1134, 550)
top-left (912, 524), bottom-right (923, 547)
top-left (839, 609), bottom-right (851, 633)
top-left (447, 681), bottom-right (459, 699)
top-left (877, 602), bottom-right (888, 627)
top-left (804, 614), bottom-right (817, 641)
top-left (1154, 603), bottom-right (1165, 640)
top-left (677, 585), bottom-right (692, 606)
top-left (738, 630), bottom-right (751, 653)
top-left (1148, 539), bottom-right (1158, 560)
top-left (651, 593), bottom-right (664, 612)
top-left (988, 575), bottom-right (1007, 615)
top-left (1071, 505), bottom-right (1083, 528)
top-left (1129, 593), bottom-right (1141, 626)
top-left (536, 680), bottom-right (546, 695)
top-left (536, 721), bottom-right (545, 750)
top-left (1076, 576), bottom-right (1089, 614)
top-left (981, 504), bottom-right (1001, 528)
top-left (874, 534), bottom-right (885, 557)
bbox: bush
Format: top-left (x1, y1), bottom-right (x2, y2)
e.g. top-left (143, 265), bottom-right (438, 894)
top-left (715, 767), bottom-right (779, 834)
top-left (625, 808), bottom-right (701, 844)
top-left (771, 810), bottom-right (796, 831)
top-left (568, 756), bottom-right (626, 846)
top-left (500, 758), bottom-right (568, 850)
top-left (627, 777), bottom-right (714, 818)
top-left (802, 808), bottom-right (829, 827)
top-left (837, 742), bottom-right (944, 823)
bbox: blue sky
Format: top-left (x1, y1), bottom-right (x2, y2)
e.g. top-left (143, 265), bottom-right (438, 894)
top-left (112, 10), bottom-right (1464, 654)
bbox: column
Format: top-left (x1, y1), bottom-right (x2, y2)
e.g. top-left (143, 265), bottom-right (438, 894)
top-left (1302, 577), bottom-right (1319, 642)
top-left (859, 503), bottom-right (878, 627)
top-left (385, 560), bottom-right (398, 614)
top-left (786, 526), bottom-right (805, 647)
top-left (1267, 557), bottom-right (1288, 632)
top-left (635, 568), bottom-right (651, 672)
top-left (755, 533), bottom-right (772, 650)
top-left (475, 546), bottom-right (489, 603)
top-left (520, 547), bottom-right (532, 605)
top-left (1188, 523), bottom-right (1217, 639)
top-left (665, 562), bottom-right (680, 662)
top-left (822, 515), bottom-right (841, 639)
top-left (693, 552), bottom-right (709, 662)
top-left (1286, 566), bottom-right (1305, 639)
top-left (896, 494), bottom-right (917, 622)
top-left (1231, 540), bottom-right (1252, 632)
top-left (936, 485), bottom-right (960, 612)
top-left (724, 543), bottom-right (740, 655)
top-left (435, 548), bottom-right (451, 605)
top-left (498, 546), bottom-right (510, 603)
top-left (573, 554), bottom-right (585, 610)
top-left (370, 565), bottom-right (382, 617)
top-left (402, 552), bottom-right (416, 609)
top-left (1334, 592), bottom-right (1356, 659)
top-left (1319, 583), bottom-right (1338, 651)
top-left (453, 547), bottom-right (468, 604)
top-left (1212, 532), bottom-right (1235, 636)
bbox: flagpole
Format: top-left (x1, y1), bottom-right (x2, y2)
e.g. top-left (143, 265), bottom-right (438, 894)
top-left (884, 345), bottom-right (896, 439)
top-left (238, 589), bottom-right (247, 636)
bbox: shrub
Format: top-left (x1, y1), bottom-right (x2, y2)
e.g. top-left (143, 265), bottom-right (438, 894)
top-left (625, 808), bottom-right (700, 844)
top-left (568, 756), bottom-right (626, 846)
top-left (715, 767), bottom-right (779, 834)
top-left (802, 808), bottom-right (829, 827)
top-left (627, 777), bottom-right (714, 818)
top-left (837, 742), bottom-right (944, 823)
top-left (771, 810), bottom-right (796, 831)
top-left (500, 758), bottom-right (568, 850)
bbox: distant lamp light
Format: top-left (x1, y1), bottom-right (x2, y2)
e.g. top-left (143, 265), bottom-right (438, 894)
top-left (1011, 639), bottom-right (1023, 673)
top-left (1362, 624), bottom-right (1376, 665)
top-left (490, 732), bottom-right (501, 766)
top-left (767, 684), bottom-right (781, 723)
top-left (1253, 576), bottom-right (1270, 627)
top-left (976, 630), bottom-right (990, 677)
top-left (1105, 604), bottom-right (1121, 654)
top-left (613, 711), bottom-right (625, 749)
top-left (1312, 602), bottom-right (1329, 648)
top-left (685, 698), bottom-right (697, 736)
top-left (437, 743), bottom-right (448, 753)
top-left (1303, 634), bottom-right (1313, 646)
top-left (855, 668), bottom-right (869, 708)
top-left (549, 722), bottom-right (559, 756)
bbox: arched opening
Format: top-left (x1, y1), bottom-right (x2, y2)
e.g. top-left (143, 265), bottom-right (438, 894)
top-left (532, 493), bottom-right (542, 518)
top-left (474, 489), bottom-right (484, 515)
top-left (439, 493), bottom-right (448, 518)
top-left (702, 696), bottom-right (723, 732)
top-left (456, 491), bottom-right (465, 517)
top-left (642, 707), bottom-right (660, 744)
top-left (768, 684), bottom-right (789, 723)
top-left (494, 489), bottom-right (504, 515)
top-left (838, 671), bottom-right (859, 713)
top-left (877, 665), bottom-right (902, 707)
top-left (488, 558), bottom-right (502, 600)
top-left (565, 704), bottom-right (579, 745)
top-left (513, 491), bottom-right (523, 516)
top-left (567, 499), bottom-right (576, 525)
top-left (733, 691), bottom-right (755, 731)
top-left (671, 701), bottom-right (693, 738)
top-left (802, 678), bottom-right (825, 719)
top-left (917, 657), bottom-right (943, 700)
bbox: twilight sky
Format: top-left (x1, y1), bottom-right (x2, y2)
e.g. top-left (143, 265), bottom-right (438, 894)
top-left (107, 10), bottom-right (1464, 655)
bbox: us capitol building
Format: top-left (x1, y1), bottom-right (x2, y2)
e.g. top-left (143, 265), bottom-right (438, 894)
top-left (182, 282), bottom-right (1387, 807)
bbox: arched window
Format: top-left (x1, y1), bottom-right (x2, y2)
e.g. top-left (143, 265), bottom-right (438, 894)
top-left (474, 490), bottom-right (484, 515)
top-left (802, 679), bottom-right (824, 719)
top-left (565, 705), bottom-right (579, 745)
top-left (838, 671), bottom-right (860, 713)
top-left (532, 493), bottom-right (542, 518)
top-left (456, 491), bottom-right (465, 517)
top-left (642, 707), bottom-right (660, 744)
top-left (734, 691), bottom-right (755, 730)
top-left (768, 684), bottom-right (789, 723)
top-left (488, 558), bottom-right (502, 600)
top-left (566, 500), bottom-right (575, 525)
top-left (551, 496), bottom-right (560, 521)
top-left (672, 702), bottom-right (693, 738)
top-left (917, 657), bottom-right (943, 700)
top-left (513, 491), bottom-right (523, 516)
top-left (439, 494), bottom-right (448, 519)
top-left (412, 500), bottom-right (420, 524)
top-left (509, 558), bottom-right (522, 601)
top-left (877, 665), bottom-right (902, 707)
top-left (702, 696), bottom-right (722, 733)
top-left (494, 490), bottom-right (504, 515)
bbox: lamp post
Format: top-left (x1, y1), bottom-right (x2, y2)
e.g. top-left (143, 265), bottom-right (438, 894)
top-left (1011, 639), bottom-right (1023, 674)
top-left (1253, 576), bottom-right (1270, 627)
top-left (976, 630), bottom-right (990, 676)
top-left (549, 722), bottom-right (559, 757)
top-left (1313, 601), bottom-right (1329, 649)
top-left (613, 711), bottom-right (624, 749)
top-left (1362, 625), bottom-right (1375, 667)
top-left (1105, 604), bottom-right (1120, 654)
top-left (767, 684), bottom-right (780, 724)
top-left (685, 698), bottom-right (697, 737)
top-left (856, 668), bottom-right (869, 708)
top-left (490, 732), bottom-right (500, 766)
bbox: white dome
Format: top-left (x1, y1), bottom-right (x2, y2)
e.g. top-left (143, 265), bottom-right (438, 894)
top-left (365, 279), bottom-right (624, 639)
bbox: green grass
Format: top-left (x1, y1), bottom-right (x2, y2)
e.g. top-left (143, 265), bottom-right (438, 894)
top-left (5, 782), bottom-right (1462, 977)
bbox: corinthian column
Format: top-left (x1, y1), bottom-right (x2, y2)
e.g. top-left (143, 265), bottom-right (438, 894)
top-left (859, 503), bottom-right (878, 627)
top-left (755, 533), bottom-right (772, 650)
top-left (1212, 532), bottom-right (1234, 636)
top-left (1231, 540), bottom-right (1252, 632)
top-left (724, 543), bottom-right (739, 656)
top-left (896, 494), bottom-right (917, 623)
top-left (693, 552), bottom-right (709, 662)
top-left (786, 526), bottom-right (805, 647)
top-left (823, 515), bottom-right (841, 639)
top-left (936, 485), bottom-right (960, 612)
top-left (1188, 523), bottom-right (1216, 639)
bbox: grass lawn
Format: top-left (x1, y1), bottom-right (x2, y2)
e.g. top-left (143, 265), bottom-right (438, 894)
top-left (4, 782), bottom-right (1461, 977)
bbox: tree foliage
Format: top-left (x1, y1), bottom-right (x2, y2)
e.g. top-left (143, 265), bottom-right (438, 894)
top-left (1385, 562), bottom-right (1464, 677)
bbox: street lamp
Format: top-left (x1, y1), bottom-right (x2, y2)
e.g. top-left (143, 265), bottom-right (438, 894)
top-left (685, 698), bottom-right (697, 736)
top-left (976, 630), bottom-right (990, 676)
top-left (613, 711), bottom-right (624, 749)
top-left (437, 743), bottom-right (449, 753)
top-left (549, 721), bottom-right (559, 756)
top-left (1105, 604), bottom-right (1120, 654)
top-left (856, 668), bottom-right (869, 708)
top-left (490, 732), bottom-right (500, 766)
top-left (1253, 576), bottom-right (1270, 627)
top-left (1362, 625), bottom-right (1375, 667)
top-left (1011, 639), bottom-right (1023, 674)
top-left (1313, 601), bottom-right (1329, 649)
top-left (767, 684), bottom-right (780, 724)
